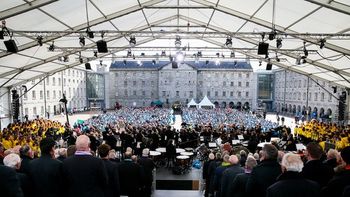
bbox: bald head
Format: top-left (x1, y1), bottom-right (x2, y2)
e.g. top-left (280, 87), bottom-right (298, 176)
top-left (75, 135), bottom-right (90, 151)
top-left (229, 155), bottom-right (239, 165)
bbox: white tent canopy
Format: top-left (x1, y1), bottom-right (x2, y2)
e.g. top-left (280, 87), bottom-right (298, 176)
top-left (187, 98), bottom-right (198, 108)
top-left (198, 96), bottom-right (215, 109)
top-left (0, 0), bottom-right (350, 88)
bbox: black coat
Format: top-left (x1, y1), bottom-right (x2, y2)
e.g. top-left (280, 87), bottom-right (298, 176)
top-left (302, 159), bottom-right (334, 187)
top-left (138, 156), bottom-right (155, 183)
top-left (17, 172), bottom-right (33, 197)
top-left (29, 155), bottom-right (63, 197)
top-left (208, 160), bottom-right (221, 195)
top-left (118, 159), bottom-right (144, 197)
top-left (62, 154), bottom-right (108, 197)
top-left (221, 164), bottom-right (244, 197)
top-left (246, 159), bottom-right (282, 197)
top-left (321, 169), bottom-right (350, 197)
top-left (0, 165), bottom-right (23, 197)
top-left (19, 155), bottom-right (32, 174)
top-left (102, 159), bottom-right (120, 197)
top-left (266, 171), bottom-right (320, 197)
top-left (230, 172), bottom-right (251, 197)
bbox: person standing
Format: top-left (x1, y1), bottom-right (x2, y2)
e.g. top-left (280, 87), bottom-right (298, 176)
top-left (62, 135), bottom-right (108, 197)
top-left (138, 148), bottom-right (156, 197)
top-left (230, 156), bottom-right (257, 197)
top-left (0, 165), bottom-right (23, 197)
top-left (29, 137), bottom-right (63, 197)
top-left (221, 155), bottom-right (244, 197)
top-left (202, 153), bottom-right (215, 197)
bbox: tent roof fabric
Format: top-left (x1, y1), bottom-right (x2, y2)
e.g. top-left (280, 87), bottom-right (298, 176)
top-left (198, 96), bottom-right (215, 108)
top-left (187, 98), bottom-right (198, 107)
top-left (0, 0), bottom-right (349, 88)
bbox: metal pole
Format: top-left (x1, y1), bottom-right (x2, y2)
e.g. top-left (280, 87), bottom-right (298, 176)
top-left (43, 78), bottom-right (47, 118)
top-left (306, 76), bottom-right (310, 121)
top-left (283, 70), bottom-right (286, 114)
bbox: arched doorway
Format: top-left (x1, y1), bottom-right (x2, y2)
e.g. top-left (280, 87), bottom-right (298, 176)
top-left (292, 105), bottom-right (296, 114)
top-left (297, 105), bottom-right (301, 114)
top-left (221, 101), bottom-right (227, 108)
top-left (243, 102), bottom-right (250, 111)
top-left (236, 102), bottom-right (242, 110)
top-left (229, 102), bottom-right (234, 108)
top-left (319, 108), bottom-right (325, 118)
top-left (302, 106), bottom-right (306, 115)
top-left (289, 104), bottom-right (292, 113)
top-left (214, 101), bottom-right (219, 108)
top-left (326, 108), bottom-right (332, 119)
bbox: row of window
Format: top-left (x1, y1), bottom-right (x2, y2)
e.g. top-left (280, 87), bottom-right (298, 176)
top-left (123, 80), bottom-right (155, 87)
top-left (24, 100), bottom-right (86, 116)
top-left (122, 80), bottom-right (250, 88)
top-left (32, 77), bottom-right (85, 86)
top-left (24, 88), bottom-right (85, 100)
top-left (275, 92), bottom-right (333, 102)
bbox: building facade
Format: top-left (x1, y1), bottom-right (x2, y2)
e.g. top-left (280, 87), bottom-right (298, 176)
top-left (18, 68), bottom-right (87, 120)
top-left (274, 69), bottom-right (342, 121)
top-left (108, 60), bottom-right (256, 109)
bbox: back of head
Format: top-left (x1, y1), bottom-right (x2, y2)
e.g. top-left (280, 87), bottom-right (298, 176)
top-left (3, 153), bottom-right (21, 169)
top-left (306, 142), bottom-right (323, 160)
top-left (209, 153), bottom-right (215, 160)
top-left (223, 154), bottom-right (230, 163)
top-left (125, 151), bottom-right (132, 159)
top-left (262, 144), bottom-right (278, 160)
top-left (216, 152), bottom-right (222, 160)
top-left (40, 137), bottom-right (56, 156)
top-left (19, 145), bottom-right (31, 158)
top-left (245, 156), bottom-right (257, 170)
top-left (327, 149), bottom-right (339, 160)
top-left (229, 155), bottom-right (239, 165)
top-left (75, 135), bottom-right (90, 151)
top-left (66, 145), bottom-right (76, 157)
top-left (98, 144), bottom-right (111, 158)
top-left (341, 146), bottom-right (350, 164)
top-left (281, 153), bottom-right (304, 172)
top-left (142, 148), bottom-right (150, 157)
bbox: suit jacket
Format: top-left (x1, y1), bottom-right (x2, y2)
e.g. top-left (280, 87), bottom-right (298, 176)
top-left (321, 169), bottom-right (350, 197)
top-left (266, 171), bottom-right (320, 197)
top-left (246, 159), bottom-right (282, 197)
top-left (0, 165), bottom-right (23, 197)
top-left (138, 156), bottom-right (155, 183)
top-left (29, 155), bottom-right (63, 197)
top-left (302, 159), bottom-right (334, 187)
top-left (230, 172), bottom-right (251, 197)
top-left (221, 164), bottom-right (244, 197)
top-left (102, 159), bottom-right (120, 197)
top-left (118, 159), bottom-right (144, 197)
top-left (17, 172), bottom-right (33, 197)
top-left (62, 154), bottom-right (108, 197)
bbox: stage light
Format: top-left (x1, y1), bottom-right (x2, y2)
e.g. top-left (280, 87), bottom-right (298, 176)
top-left (94, 51), bottom-right (98, 57)
top-left (175, 35), bottom-right (181, 48)
top-left (216, 52), bottom-right (220, 57)
top-left (268, 31), bottom-right (276, 40)
top-left (79, 35), bottom-right (85, 46)
top-left (259, 59), bottom-right (262, 66)
top-left (276, 38), bottom-right (282, 49)
top-left (152, 60), bottom-right (156, 65)
top-left (197, 51), bottom-right (202, 57)
top-left (127, 49), bottom-right (132, 57)
top-left (230, 51), bottom-right (235, 58)
top-left (320, 39), bottom-right (326, 49)
top-left (303, 41), bottom-right (308, 57)
top-left (48, 41), bottom-right (55, 51)
top-left (129, 35), bottom-right (136, 47)
top-left (161, 51), bottom-right (166, 56)
top-left (79, 57), bottom-right (83, 64)
top-left (63, 56), bottom-right (69, 62)
top-left (123, 60), bottom-right (127, 65)
top-left (86, 28), bottom-right (94, 38)
top-left (296, 55), bottom-right (301, 65)
top-left (37, 36), bottom-right (43, 46)
top-left (225, 36), bottom-right (232, 47)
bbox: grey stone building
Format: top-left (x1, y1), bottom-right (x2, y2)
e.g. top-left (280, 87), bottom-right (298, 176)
top-left (274, 69), bottom-right (343, 121)
top-left (108, 60), bottom-right (256, 109)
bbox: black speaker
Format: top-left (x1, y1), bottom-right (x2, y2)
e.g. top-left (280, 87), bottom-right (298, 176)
top-left (266, 62), bottom-right (272, 70)
top-left (96, 40), bottom-right (108, 53)
top-left (85, 63), bottom-right (91, 70)
top-left (4, 40), bottom-right (18, 53)
top-left (172, 61), bottom-right (178, 68)
top-left (258, 42), bottom-right (269, 55)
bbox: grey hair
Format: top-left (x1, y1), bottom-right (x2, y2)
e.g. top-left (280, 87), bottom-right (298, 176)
top-left (245, 156), bottom-right (257, 170)
top-left (3, 153), bottom-right (21, 169)
top-left (142, 148), bottom-right (150, 157)
top-left (281, 153), bottom-right (304, 172)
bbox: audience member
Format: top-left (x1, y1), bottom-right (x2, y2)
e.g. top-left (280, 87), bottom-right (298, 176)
top-left (302, 142), bottom-right (334, 187)
top-left (213, 154), bottom-right (231, 197)
top-left (221, 155), bottom-right (244, 197)
top-left (18, 145), bottom-right (32, 174)
top-left (203, 153), bottom-right (215, 197)
top-left (63, 135), bottom-right (108, 197)
top-left (246, 144), bottom-right (282, 197)
top-left (98, 144), bottom-right (120, 197)
top-left (322, 146), bottom-right (350, 197)
top-left (230, 156), bottom-right (257, 197)
top-left (29, 137), bottom-right (63, 197)
top-left (66, 145), bottom-right (76, 157)
top-left (266, 153), bottom-right (320, 197)
top-left (0, 164), bottom-right (23, 197)
top-left (208, 152), bottom-right (222, 197)
top-left (138, 148), bottom-right (156, 197)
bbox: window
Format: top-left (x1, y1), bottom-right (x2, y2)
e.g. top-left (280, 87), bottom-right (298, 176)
top-left (328, 93), bottom-right (332, 102)
top-left (215, 91), bottom-right (218, 97)
top-left (230, 82), bottom-right (234, 86)
top-left (58, 78), bottom-right (61, 86)
top-left (199, 81), bottom-right (203, 86)
top-left (133, 90), bottom-right (136, 96)
top-left (33, 107), bottom-right (37, 115)
top-left (238, 82), bottom-right (242, 87)
top-left (31, 80), bottom-right (35, 85)
top-left (47, 91), bottom-right (50, 99)
top-left (151, 81), bottom-right (154, 87)
top-left (124, 90), bottom-right (128, 96)
top-left (53, 90), bottom-right (56, 99)
top-left (223, 73), bottom-right (226, 78)
top-left (40, 91), bottom-right (43, 100)
top-left (190, 91), bottom-right (193, 97)
top-left (246, 82), bottom-right (249, 87)
top-left (162, 91), bottom-right (166, 97)
top-left (133, 81), bottom-right (136, 86)
top-left (59, 91), bottom-right (62, 98)
top-left (41, 106), bottom-right (44, 115)
top-left (46, 77), bottom-right (49, 85)
top-left (64, 79), bottom-right (66, 86)
top-left (238, 73), bottom-right (242, 78)
top-left (24, 108), bottom-right (28, 115)
top-left (115, 73), bottom-right (118, 77)
top-left (176, 91), bottom-right (179, 97)
top-left (52, 77), bottom-right (56, 86)
top-left (142, 81), bottom-right (145, 86)
top-left (321, 93), bottom-right (324, 101)
top-left (303, 93), bottom-right (306, 100)
top-left (238, 91), bottom-right (241, 97)
top-left (246, 92), bottom-right (249, 97)
top-left (223, 81), bottom-right (226, 86)
top-left (222, 91), bottom-right (226, 97)
top-left (314, 93), bottom-right (318, 101)
top-left (207, 91), bottom-right (211, 97)
top-left (32, 91), bottom-right (36, 100)
top-left (199, 91), bottom-right (203, 97)
top-left (230, 91), bottom-right (233, 97)
top-left (23, 93), bottom-right (28, 100)
top-left (124, 81), bottom-right (127, 86)
top-left (246, 73), bottom-right (250, 78)
top-left (151, 92), bottom-right (154, 97)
